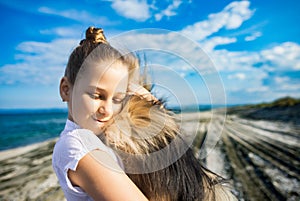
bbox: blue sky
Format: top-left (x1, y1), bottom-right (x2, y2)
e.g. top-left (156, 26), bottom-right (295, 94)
top-left (0, 0), bottom-right (299, 109)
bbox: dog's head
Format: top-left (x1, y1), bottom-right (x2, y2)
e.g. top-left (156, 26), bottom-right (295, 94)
top-left (103, 95), bottom-right (179, 154)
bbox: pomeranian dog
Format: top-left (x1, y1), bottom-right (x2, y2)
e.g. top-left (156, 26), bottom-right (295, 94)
top-left (102, 95), bottom-right (237, 201)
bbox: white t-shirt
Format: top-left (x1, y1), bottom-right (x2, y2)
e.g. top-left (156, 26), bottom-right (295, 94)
top-left (52, 120), bottom-right (123, 201)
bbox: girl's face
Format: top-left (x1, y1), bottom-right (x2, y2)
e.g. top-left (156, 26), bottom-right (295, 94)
top-left (70, 61), bottom-right (128, 135)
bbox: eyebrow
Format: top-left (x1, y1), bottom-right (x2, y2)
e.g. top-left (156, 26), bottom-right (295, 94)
top-left (88, 86), bottom-right (105, 92)
top-left (88, 86), bottom-right (128, 96)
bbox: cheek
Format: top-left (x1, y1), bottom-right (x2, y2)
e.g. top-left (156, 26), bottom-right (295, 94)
top-left (72, 95), bottom-right (97, 121)
top-left (112, 104), bottom-right (123, 114)
top-left (82, 95), bottom-right (99, 110)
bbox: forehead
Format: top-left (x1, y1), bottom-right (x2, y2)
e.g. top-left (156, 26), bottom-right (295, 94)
top-left (74, 60), bottom-right (128, 88)
top-left (80, 59), bottom-right (127, 77)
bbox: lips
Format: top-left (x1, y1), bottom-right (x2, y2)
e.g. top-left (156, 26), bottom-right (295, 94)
top-left (97, 119), bottom-right (107, 123)
top-left (93, 116), bottom-right (109, 123)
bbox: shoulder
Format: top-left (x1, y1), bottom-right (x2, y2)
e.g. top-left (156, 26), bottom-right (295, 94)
top-left (53, 129), bottom-right (89, 154)
top-left (52, 129), bottom-right (99, 199)
top-left (53, 129), bottom-right (105, 159)
top-left (52, 129), bottom-right (91, 167)
top-left (52, 128), bottom-right (118, 169)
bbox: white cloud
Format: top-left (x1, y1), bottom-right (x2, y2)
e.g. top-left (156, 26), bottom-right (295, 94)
top-left (228, 73), bottom-right (246, 80)
top-left (111, 0), bottom-right (151, 21)
top-left (38, 7), bottom-right (115, 25)
top-left (246, 86), bottom-right (269, 93)
top-left (274, 76), bottom-right (290, 84)
top-left (0, 39), bottom-right (77, 85)
top-left (222, 67), bottom-right (268, 93)
top-left (210, 49), bottom-right (260, 71)
top-left (108, 29), bottom-right (227, 105)
top-left (110, 0), bottom-right (184, 22)
top-left (200, 36), bottom-right (237, 52)
top-left (273, 76), bottom-right (300, 91)
top-left (279, 83), bottom-right (300, 91)
top-left (109, 30), bottom-right (218, 76)
top-left (180, 0), bottom-right (254, 41)
top-left (261, 42), bottom-right (300, 71)
top-left (109, 27), bottom-right (300, 90)
top-left (207, 42), bottom-right (300, 73)
top-left (205, 40), bottom-right (300, 103)
top-left (40, 26), bottom-right (82, 38)
top-left (245, 31), bottom-right (262, 41)
top-left (154, 0), bottom-right (182, 21)
top-left (223, 1), bottom-right (253, 29)
top-left (3, 1), bottom-right (299, 106)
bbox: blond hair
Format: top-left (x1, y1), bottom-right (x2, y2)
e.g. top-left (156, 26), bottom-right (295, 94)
top-left (103, 95), bottom-right (237, 201)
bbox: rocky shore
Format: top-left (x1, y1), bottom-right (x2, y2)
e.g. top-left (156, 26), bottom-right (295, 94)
top-left (0, 139), bottom-right (65, 201)
top-left (227, 96), bottom-right (300, 125)
top-left (219, 97), bottom-right (300, 200)
top-left (0, 98), bottom-right (299, 200)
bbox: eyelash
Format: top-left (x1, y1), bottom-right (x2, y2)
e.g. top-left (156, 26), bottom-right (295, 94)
top-left (113, 98), bottom-right (124, 104)
top-left (89, 93), bottom-right (125, 104)
top-left (90, 93), bottom-right (105, 100)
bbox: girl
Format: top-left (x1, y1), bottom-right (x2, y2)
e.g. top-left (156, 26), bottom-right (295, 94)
top-left (103, 95), bottom-right (238, 201)
top-left (52, 27), bottom-right (148, 200)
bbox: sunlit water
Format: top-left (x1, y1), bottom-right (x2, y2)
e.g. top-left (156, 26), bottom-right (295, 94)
top-left (0, 109), bottom-right (67, 150)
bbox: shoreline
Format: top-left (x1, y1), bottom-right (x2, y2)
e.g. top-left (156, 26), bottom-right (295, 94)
top-left (0, 137), bottom-right (65, 200)
top-left (0, 111), bottom-right (299, 200)
top-left (0, 110), bottom-right (214, 161)
top-left (0, 138), bottom-right (58, 161)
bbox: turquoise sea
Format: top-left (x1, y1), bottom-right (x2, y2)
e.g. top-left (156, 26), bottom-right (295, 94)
top-left (0, 109), bottom-right (68, 151)
top-left (0, 105), bottom-right (216, 151)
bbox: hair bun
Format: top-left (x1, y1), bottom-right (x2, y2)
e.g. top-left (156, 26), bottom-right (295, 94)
top-left (80, 26), bottom-right (107, 45)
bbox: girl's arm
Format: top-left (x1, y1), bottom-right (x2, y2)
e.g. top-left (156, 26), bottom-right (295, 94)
top-left (68, 149), bottom-right (148, 201)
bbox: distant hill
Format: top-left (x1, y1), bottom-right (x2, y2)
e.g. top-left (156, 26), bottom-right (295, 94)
top-left (227, 96), bottom-right (300, 125)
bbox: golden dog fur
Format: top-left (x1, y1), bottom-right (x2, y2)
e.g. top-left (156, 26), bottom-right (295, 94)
top-left (103, 95), bottom-right (237, 201)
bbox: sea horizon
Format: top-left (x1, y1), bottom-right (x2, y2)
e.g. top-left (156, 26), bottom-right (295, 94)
top-left (0, 104), bottom-right (241, 151)
top-left (0, 108), bottom-right (68, 151)
top-left (0, 104), bottom-right (241, 113)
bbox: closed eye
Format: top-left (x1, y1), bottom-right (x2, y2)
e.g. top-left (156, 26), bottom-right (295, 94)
top-left (89, 93), bottom-right (105, 100)
top-left (112, 99), bottom-right (123, 104)
top-left (113, 94), bottom-right (127, 104)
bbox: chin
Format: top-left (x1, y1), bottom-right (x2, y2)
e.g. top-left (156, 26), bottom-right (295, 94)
top-left (93, 127), bottom-right (105, 135)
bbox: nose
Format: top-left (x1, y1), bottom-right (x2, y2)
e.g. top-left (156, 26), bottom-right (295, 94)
top-left (98, 101), bottom-right (113, 121)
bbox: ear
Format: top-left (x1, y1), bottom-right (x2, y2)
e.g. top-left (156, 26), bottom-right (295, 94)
top-left (60, 76), bottom-right (72, 102)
